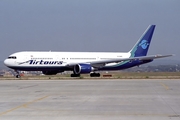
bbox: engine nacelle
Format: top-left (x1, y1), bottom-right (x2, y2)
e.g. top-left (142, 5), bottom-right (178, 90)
top-left (42, 70), bottom-right (59, 75)
top-left (74, 64), bottom-right (93, 74)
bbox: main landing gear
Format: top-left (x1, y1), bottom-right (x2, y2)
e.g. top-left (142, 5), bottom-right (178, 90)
top-left (70, 74), bottom-right (80, 77)
top-left (70, 73), bottom-right (101, 77)
top-left (90, 73), bottom-right (100, 77)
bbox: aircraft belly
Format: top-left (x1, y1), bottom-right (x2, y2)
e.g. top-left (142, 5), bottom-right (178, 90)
top-left (8, 66), bottom-right (71, 71)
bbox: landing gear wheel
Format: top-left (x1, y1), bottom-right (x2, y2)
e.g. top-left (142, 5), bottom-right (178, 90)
top-left (70, 74), bottom-right (80, 77)
top-left (16, 75), bottom-right (20, 78)
top-left (90, 73), bottom-right (100, 77)
top-left (15, 70), bottom-right (21, 78)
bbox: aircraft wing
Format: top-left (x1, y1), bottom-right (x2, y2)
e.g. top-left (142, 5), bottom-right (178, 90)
top-left (90, 54), bottom-right (173, 67)
top-left (67, 54), bottom-right (173, 68)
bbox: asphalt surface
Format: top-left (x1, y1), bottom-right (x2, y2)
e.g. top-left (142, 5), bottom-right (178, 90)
top-left (0, 79), bottom-right (180, 120)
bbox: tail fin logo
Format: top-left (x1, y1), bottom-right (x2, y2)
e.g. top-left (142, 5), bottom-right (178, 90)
top-left (139, 40), bottom-right (149, 49)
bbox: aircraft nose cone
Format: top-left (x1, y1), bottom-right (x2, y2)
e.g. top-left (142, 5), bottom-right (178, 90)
top-left (4, 59), bottom-right (9, 66)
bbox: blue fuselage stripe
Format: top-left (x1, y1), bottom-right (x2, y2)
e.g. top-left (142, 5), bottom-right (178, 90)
top-left (8, 60), bottom-right (153, 72)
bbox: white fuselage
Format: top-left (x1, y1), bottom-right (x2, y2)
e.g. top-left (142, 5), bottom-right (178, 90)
top-left (4, 51), bottom-right (131, 69)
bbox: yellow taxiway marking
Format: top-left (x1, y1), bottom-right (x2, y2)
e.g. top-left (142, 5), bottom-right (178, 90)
top-left (160, 83), bottom-right (169, 90)
top-left (0, 95), bottom-right (49, 116)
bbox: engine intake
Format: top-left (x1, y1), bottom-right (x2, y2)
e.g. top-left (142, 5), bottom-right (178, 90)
top-left (74, 64), bottom-right (93, 74)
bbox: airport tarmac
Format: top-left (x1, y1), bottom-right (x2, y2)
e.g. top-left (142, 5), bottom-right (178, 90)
top-left (0, 79), bottom-right (180, 120)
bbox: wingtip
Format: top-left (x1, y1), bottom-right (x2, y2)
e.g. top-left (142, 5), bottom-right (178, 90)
top-left (168, 54), bottom-right (175, 57)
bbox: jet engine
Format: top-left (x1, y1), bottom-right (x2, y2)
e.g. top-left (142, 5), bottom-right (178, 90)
top-left (74, 64), bottom-right (93, 74)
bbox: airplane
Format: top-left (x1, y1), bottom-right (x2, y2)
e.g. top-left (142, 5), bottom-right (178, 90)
top-left (4, 25), bottom-right (173, 78)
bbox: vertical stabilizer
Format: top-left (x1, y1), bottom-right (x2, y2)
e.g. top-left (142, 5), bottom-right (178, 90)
top-left (129, 25), bottom-right (156, 57)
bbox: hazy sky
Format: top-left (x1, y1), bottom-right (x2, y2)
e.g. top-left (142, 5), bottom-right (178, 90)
top-left (0, 0), bottom-right (180, 61)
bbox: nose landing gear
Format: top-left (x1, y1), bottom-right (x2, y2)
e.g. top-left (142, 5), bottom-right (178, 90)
top-left (15, 70), bottom-right (21, 78)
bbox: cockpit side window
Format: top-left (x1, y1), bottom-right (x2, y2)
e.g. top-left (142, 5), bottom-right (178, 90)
top-left (8, 56), bottom-right (17, 59)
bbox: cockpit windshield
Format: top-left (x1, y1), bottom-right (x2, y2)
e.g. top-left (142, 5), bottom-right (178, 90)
top-left (8, 56), bottom-right (17, 59)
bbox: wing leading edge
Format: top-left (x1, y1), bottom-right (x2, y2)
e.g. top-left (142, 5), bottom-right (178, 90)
top-left (66, 54), bottom-right (173, 68)
top-left (89, 54), bottom-right (173, 66)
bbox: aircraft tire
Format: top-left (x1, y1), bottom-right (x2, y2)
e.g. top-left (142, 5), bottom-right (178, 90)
top-left (90, 73), bottom-right (100, 77)
top-left (70, 74), bottom-right (80, 77)
top-left (16, 75), bottom-right (20, 78)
